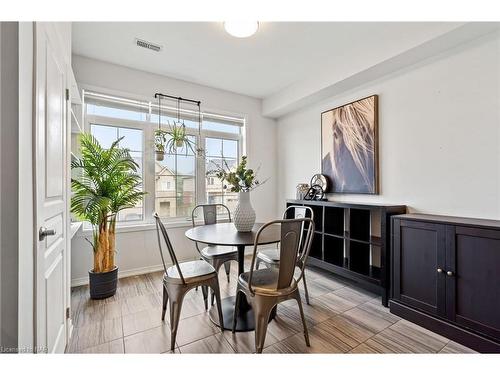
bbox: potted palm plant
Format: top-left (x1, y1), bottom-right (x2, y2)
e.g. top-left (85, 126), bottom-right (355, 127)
top-left (71, 133), bottom-right (146, 299)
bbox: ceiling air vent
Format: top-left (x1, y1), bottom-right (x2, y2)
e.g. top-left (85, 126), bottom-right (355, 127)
top-left (135, 38), bottom-right (162, 52)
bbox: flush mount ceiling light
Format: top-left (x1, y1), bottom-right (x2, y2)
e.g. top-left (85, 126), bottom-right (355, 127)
top-left (223, 21), bottom-right (259, 38)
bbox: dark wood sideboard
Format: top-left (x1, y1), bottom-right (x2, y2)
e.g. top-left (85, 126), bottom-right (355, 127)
top-left (286, 199), bottom-right (406, 306)
top-left (391, 213), bottom-right (500, 353)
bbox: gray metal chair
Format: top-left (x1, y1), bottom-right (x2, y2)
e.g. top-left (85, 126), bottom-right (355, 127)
top-left (232, 216), bottom-right (315, 353)
top-left (192, 204), bottom-right (238, 303)
top-left (255, 206), bottom-right (313, 304)
top-left (154, 213), bottom-right (224, 351)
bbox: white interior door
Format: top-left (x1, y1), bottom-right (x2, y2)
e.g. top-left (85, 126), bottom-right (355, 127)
top-left (34, 23), bottom-right (68, 354)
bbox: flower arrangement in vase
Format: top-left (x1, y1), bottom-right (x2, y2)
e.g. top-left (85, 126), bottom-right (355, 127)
top-left (208, 156), bottom-right (266, 232)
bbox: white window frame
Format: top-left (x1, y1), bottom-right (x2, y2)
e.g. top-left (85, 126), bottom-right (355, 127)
top-left (84, 97), bottom-right (244, 228)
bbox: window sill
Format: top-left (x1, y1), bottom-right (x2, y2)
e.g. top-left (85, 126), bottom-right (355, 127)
top-left (77, 218), bottom-right (230, 237)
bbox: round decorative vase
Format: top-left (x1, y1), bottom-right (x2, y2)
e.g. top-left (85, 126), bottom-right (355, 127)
top-left (233, 191), bottom-right (256, 232)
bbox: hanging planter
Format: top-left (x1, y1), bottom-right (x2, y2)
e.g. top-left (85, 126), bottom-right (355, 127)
top-left (154, 129), bottom-right (167, 161)
top-left (154, 93), bottom-right (206, 159)
top-left (155, 150), bottom-right (165, 161)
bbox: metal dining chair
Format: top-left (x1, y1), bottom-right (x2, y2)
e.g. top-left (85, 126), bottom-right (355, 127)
top-left (154, 213), bottom-right (224, 351)
top-left (232, 216), bottom-right (315, 353)
top-left (255, 206), bottom-right (313, 304)
top-left (191, 204), bottom-right (238, 303)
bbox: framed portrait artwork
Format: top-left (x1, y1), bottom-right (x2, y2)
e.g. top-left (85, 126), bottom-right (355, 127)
top-left (321, 95), bottom-right (379, 194)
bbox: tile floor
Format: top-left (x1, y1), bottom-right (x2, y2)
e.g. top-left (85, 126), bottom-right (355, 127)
top-left (67, 263), bottom-right (476, 354)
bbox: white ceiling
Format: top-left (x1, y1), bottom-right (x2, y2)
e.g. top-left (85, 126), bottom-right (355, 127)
top-left (72, 22), bottom-right (462, 99)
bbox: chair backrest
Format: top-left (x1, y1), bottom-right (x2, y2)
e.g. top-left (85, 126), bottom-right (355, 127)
top-left (191, 204), bottom-right (231, 252)
top-left (248, 217), bottom-right (315, 294)
top-left (282, 205), bottom-right (314, 255)
top-left (191, 203), bottom-right (231, 226)
top-left (153, 212), bottom-right (185, 284)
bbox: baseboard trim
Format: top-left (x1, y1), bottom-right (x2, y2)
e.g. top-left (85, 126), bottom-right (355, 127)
top-left (390, 300), bottom-right (500, 353)
top-left (71, 264), bottom-right (165, 287)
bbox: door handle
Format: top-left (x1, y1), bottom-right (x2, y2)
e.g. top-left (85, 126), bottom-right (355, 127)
top-left (437, 268), bottom-right (443, 273)
top-left (39, 227), bottom-right (56, 241)
top-left (446, 271), bottom-right (454, 276)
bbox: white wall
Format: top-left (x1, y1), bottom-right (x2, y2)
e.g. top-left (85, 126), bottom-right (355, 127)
top-left (276, 32), bottom-right (500, 219)
top-left (71, 55), bottom-right (278, 284)
top-left (18, 21), bottom-right (34, 351)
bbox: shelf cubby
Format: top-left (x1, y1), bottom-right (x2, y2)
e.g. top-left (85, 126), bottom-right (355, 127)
top-left (324, 234), bottom-right (344, 267)
top-left (349, 208), bottom-right (371, 242)
top-left (304, 204), bottom-right (323, 232)
top-left (324, 206), bottom-right (344, 236)
top-left (349, 240), bottom-right (370, 275)
top-left (309, 232), bottom-right (323, 260)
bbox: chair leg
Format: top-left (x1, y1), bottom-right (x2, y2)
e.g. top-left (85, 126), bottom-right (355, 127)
top-left (223, 261), bottom-right (231, 283)
top-left (295, 291), bottom-right (310, 346)
top-left (302, 271), bottom-right (310, 305)
top-left (208, 277), bottom-right (224, 332)
top-left (232, 290), bottom-right (242, 333)
top-left (168, 290), bottom-right (185, 352)
top-left (255, 258), bottom-right (261, 270)
top-left (161, 284), bottom-right (169, 321)
top-left (253, 300), bottom-right (273, 354)
top-left (201, 285), bottom-right (208, 310)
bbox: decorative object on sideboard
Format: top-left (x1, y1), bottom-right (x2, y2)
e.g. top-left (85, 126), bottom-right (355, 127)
top-left (208, 156), bottom-right (267, 232)
top-left (296, 183), bottom-right (310, 200)
top-left (321, 95), bottom-right (378, 194)
top-left (304, 185), bottom-right (324, 201)
top-left (303, 174), bottom-right (328, 201)
top-left (71, 134), bottom-right (146, 299)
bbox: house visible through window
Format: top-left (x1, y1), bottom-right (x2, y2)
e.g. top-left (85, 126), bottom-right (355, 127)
top-left (84, 91), bottom-right (244, 224)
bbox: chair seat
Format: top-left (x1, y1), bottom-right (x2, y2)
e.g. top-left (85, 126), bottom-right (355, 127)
top-left (201, 245), bottom-right (238, 259)
top-left (238, 268), bottom-right (297, 296)
top-left (257, 248), bottom-right (280, 264)
top-left (164, 260), bottom-right (216, 284)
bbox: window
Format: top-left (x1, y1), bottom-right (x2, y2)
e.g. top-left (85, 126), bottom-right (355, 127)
top-left (89, 124), bottom-right (144, 222)
top-left (155, 134), bottom-right (197, 219)
top-left (83, 90), bottom-right (244, 224)
top-left (205, 137), bottom-right (239, 213)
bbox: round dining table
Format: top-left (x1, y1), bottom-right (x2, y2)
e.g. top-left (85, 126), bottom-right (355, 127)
top-left (185, 222), bottom-right (281, 331)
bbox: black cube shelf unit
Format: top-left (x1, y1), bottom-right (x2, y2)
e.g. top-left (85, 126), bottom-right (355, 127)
top-left (286, 199), bottom-right (406, 306)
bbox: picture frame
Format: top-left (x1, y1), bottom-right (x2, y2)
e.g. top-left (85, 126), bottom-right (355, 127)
top-left (321, 95), bottom-right (379, 194)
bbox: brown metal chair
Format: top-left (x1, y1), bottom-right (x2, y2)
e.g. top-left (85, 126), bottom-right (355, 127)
top-left (192, 204), bottom-right (238, 304)
top-left (255, 206), bottom-right (313, 304)
top-left (232, 216), bottom-right (315, 353)
top-left (154, 213), bottom-right (224, 351)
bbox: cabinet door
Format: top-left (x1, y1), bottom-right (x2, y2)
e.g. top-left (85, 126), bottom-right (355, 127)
top-left (393, 219), bottom-right (446, 316)
top-left (446, 226), bottom-right (500, 341)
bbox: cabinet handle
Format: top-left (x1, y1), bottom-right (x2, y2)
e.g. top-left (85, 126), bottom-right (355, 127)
top-left (446, 271), bottom-right (454, 276)
top-left (437, 268), bottom-right (443, 273)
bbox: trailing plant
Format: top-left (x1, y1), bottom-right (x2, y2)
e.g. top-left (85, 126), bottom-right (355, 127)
top-left (71, 133), bottom-right (146, 273)
top-left (163, 121), bottom-right (198, 156)
top-left (207, 156), bottom-right (267, 192)
top-left (154, 129), bottom-right (167, 153)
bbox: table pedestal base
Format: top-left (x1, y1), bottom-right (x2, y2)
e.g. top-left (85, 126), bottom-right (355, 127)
top-left (209, 295), bottom-right (276, 332)
top-left (209, 296), bottom-right (255, 332)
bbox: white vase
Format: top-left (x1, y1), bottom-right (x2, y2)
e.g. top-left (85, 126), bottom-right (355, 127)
top-left (233, 191), bottom-right (256, 232)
